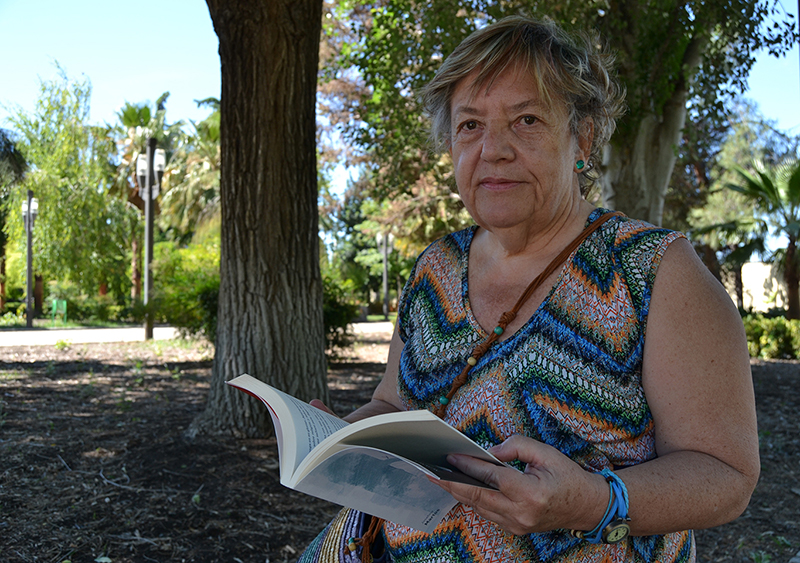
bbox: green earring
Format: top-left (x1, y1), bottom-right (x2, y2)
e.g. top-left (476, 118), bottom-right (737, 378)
top-left (576, 160), bottom-right (585, 171)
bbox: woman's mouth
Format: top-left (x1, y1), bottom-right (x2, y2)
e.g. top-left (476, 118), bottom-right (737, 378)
top-left (479, 177), bottom-right (520, 191)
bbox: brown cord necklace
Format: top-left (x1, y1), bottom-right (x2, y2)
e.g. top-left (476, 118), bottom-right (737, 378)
top-left (432, 210), bottom-right (621, 417)
top-left (357, 210), bottom-right (622, 562)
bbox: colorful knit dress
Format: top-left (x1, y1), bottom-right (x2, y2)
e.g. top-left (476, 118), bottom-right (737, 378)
top-left (385, 209), bottom-right (694, 563)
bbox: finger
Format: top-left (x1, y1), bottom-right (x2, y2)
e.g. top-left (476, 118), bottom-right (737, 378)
top-left (489, 435), bottom-right (561, 474)
top-left (431, 476), bottom-right (528, 535)
top-left (447, 454), bottom-right (505, 489)
top-left (309, 399), bottom-right (337, 416)
top-left (440, 455), bottom-right (530, 512)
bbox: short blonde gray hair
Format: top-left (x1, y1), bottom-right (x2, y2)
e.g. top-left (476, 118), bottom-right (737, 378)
top-left (422, 16), bottom-right (625, 191)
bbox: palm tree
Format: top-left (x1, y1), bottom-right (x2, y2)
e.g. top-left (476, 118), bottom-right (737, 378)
top-left (0, 128), bottom-right (28, 311)
top-left (727, 159), bottom-right (800, 318)
top-left (689, 188), bottom-right (769, 310)
top-left (158, 98), bottom-right (221, 243)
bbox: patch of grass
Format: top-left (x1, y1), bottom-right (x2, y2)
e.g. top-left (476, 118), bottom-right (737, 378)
top-left (365, 313), bottom-right (397, 323)
top-left (773, 536), bottom-right (791, 548)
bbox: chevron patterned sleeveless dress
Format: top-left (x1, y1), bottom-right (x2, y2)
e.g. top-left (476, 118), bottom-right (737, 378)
top-left (385, 209), bottom-right (694, 563)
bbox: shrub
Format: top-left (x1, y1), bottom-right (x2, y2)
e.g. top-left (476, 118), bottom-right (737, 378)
top-left (152, 241), bottom-right (220, 343)
top-left (322, 272), bottom-right (359, 352)
top-left (742, 315), bottom-right (766, 358)
top-left (44, 280), bottom-right (127, 324)
top-left (151, 240), bottom-right (360, 351)
top-left (742, 313), bottom-right (800, 359)
top-left (758, 317), bottom-right (795, 359)
top-left (0, 311), bottom-right (24, 327)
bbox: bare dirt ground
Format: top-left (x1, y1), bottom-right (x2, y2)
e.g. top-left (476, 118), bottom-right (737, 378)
top-left (0, 328), bottom-right (798, 563)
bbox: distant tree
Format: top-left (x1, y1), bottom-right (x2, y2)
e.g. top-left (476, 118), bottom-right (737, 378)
top-left (323, 0), bottom-right (797, 226)
top-left (159, 98), bottom-right (221, 243)
top-left (688, 100), bottom-right (796, 304)
top-left (0, 128), bottom-right (28, 310)
top-left (726, 159), bottom-right (800, 318)
top-left (4, 69), bottom-right (133, 298)
top-left (189, 0), bottom-right (327, 438)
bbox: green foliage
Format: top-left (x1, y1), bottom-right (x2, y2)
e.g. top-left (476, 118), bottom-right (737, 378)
top-left (46, 280), bottom-right (126, 323)
top-left (725, 159), bottom-right (800, 318)
top-left (3, 66), bottom-right (133, 296)
top-left (151, 240), bottom-right (220, 343)
top-left (158, 99), bottom-right (220, 243)
top-left (742, 313), bottom-right (800, 359)
top-left (0, 311), bottom-right (24, 327)
top-left (149, 236), bottom-right (359, 352)
top-left (324, 0), bottom-right (796, 195)
top-left (321, 270), bottom-right (359, 352)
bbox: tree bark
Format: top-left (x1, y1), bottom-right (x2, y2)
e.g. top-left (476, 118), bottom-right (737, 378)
top-left (190, 0), bottom-right (327, 438)
top-left (34, 274), bottom-right (43, 316)
top-left (734, 266), bottom-right (743, 311)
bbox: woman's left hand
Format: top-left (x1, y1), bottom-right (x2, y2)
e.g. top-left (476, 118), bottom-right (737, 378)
top-left (434, 434), bottom-right (606, 536)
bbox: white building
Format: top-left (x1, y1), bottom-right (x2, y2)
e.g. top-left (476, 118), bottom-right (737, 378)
top-left (724, 262), bottom-right (786, 312)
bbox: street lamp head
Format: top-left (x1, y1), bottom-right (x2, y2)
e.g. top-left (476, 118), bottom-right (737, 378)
top-left (153, 149), bottom-right (166, 174)
top-left (153, 148), bottom-right (166, 196)
top-left (136, 154), bottom-right (148, 191)
top-left (21, 195), bottom-right (38, 230)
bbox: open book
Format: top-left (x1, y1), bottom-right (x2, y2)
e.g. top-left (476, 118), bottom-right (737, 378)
top-left (226, 374), bottom-right (503, 533)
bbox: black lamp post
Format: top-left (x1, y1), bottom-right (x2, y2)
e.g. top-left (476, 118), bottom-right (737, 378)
top-left (21, 190), bottom-right (38, 329)
top-left (136, 137), bottom-right (165, 340)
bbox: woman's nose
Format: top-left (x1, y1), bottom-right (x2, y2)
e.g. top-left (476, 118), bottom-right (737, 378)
top-left (480, 125), bottom-right (515, 162)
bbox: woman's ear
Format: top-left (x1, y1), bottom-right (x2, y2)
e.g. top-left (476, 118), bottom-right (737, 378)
top-left (577, 118), bottom-right (594, 161)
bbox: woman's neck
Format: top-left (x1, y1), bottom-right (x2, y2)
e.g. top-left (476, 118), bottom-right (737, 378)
top-left (474, 199), bottom-right (595, 261)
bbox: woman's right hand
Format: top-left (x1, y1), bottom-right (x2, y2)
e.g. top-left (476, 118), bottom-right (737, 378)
top-left (434, 434), bottom-right (608, 536)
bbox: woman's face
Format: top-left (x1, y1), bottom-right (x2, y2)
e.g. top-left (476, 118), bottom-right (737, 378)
top-left (449, 65), bottom-right (589, 235)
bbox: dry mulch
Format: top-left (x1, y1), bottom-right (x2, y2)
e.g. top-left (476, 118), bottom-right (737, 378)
top-left (0, 330), bottom-right (798, 563)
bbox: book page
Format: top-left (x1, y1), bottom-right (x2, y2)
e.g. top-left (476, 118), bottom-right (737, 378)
top-left (278, 390), bottom-right (350, 458)
top-left (294, 446), bottom-right (458, 533)
top-left (226, 375), bottom-right (349, 478)
top-left (297, 409), bottom-right (502, 483)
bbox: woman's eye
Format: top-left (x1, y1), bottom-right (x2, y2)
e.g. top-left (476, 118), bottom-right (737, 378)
top-left (459, 120), bottom-right (478, 132)
top-left (521, 115), bottom-right (537, 125)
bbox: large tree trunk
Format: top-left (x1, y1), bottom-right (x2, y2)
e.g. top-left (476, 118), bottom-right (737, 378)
top-left (600, 27), bottom-right (707, 227)
top-left (189, 0), bottom-right (327, 438)
top-left (601, 94), bottom-right (687, 226)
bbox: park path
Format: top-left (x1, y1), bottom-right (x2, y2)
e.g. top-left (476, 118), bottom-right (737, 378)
top-left (0, 326), bottom-right (178, 347)
top-left (0, 321), bottom-right (394, 348)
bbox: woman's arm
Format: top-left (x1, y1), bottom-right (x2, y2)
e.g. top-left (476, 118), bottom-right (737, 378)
top-left (324, 325), bottom-right (406, 423)
top-left (435, 238), bottom-right (760, 536)
top-left (621, 236), bottom-right (759, 533)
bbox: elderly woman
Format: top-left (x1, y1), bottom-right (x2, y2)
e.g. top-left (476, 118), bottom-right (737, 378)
top-left (314, 15), bottom-right (759, 562)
